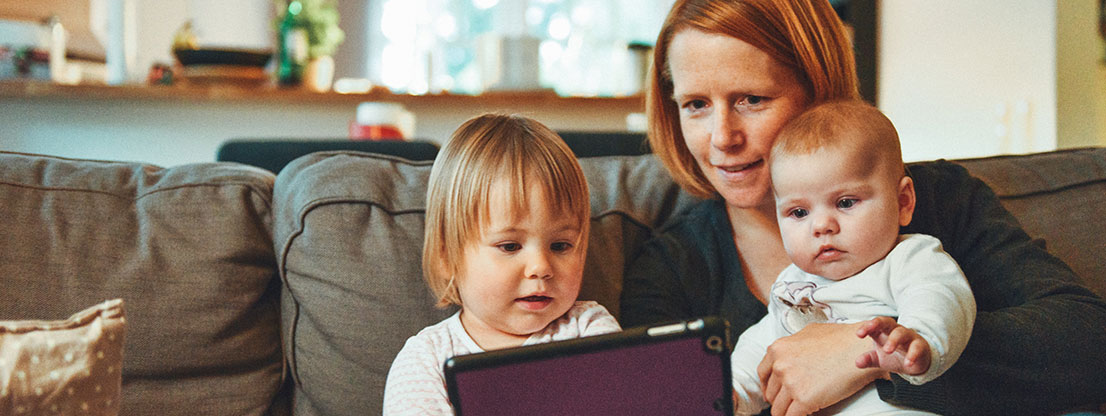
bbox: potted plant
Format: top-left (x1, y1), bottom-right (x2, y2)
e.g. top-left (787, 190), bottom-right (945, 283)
top-left (275, 0), bottom-right (345, 91)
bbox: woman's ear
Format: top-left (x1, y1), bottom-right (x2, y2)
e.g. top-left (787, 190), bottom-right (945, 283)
top-left (898, 175), bottom-right (916, 227)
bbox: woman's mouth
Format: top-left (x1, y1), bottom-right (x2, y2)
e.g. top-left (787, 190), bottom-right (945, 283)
top-left (716, 159), bottom-right (764, 176)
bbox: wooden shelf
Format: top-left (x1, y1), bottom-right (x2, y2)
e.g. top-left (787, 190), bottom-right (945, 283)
top-left (0, 80), bottom-right (644, 109)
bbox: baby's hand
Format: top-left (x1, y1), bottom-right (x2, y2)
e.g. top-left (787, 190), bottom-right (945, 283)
top-left (854, 316), bottom-right (930, 376)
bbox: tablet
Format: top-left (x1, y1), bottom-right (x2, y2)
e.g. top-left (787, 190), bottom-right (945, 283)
top-left (444, 316), bottom-right (734, 416)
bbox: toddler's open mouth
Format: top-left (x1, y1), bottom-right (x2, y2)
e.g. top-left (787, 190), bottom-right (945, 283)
top-left (517, 295), bottom-right (551, 302)
top-left (516, 295), bottom-right (553, 310)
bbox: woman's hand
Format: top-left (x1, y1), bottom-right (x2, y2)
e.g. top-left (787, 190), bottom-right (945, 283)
top-left (756, 322), bottom-right (887, 416)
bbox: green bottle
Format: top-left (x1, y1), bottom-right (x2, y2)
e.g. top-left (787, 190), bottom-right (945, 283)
top-left (277, 0), bottom-right (308, 86)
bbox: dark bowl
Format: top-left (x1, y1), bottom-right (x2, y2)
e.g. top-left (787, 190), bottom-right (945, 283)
top-left (173, 48), bottom-right (273, 67)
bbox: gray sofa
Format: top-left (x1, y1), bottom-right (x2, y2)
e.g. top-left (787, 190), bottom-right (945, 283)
top-left (2, 147), bottom-right (1103, 415)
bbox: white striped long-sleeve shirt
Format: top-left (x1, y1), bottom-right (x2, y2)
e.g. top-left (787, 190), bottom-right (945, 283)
top-left (382, 301), bottom-right (621, 415)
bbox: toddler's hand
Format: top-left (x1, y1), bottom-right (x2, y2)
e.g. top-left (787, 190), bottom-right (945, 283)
top-left (854, 316), bottom-right (930, 376)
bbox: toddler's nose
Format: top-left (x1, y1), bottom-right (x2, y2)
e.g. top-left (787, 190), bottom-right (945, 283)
top-left (526, 251), bottom-right (552, 280)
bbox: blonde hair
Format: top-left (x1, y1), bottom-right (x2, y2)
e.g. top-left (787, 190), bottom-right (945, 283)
top-left (647, 0), bottom-right (860, 198)
top-left (422, 113), bottom-right (590, 308)
top-left (771, 100), bottom-right (904, 181)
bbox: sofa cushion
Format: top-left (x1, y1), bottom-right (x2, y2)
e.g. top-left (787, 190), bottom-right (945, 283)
top-left (0, 299), bottom-right (125, 416)
top-left (273, 151), bottom-right (697, 415)
top-left (955, 147), bottom-right (1106, 298)
top-left (0, 152), bottom-right (285, 416)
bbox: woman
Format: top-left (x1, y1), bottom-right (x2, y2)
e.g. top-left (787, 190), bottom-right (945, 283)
top-left (619, 0), bottom-right (1106, 415)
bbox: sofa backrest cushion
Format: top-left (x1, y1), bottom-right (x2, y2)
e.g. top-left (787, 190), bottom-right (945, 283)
top-left (273, 147), bottom-right (1106, 415)
top-left (956, 147), bottom-right (1106, 298)
top-left (272, 152), bottom-right (697, 415)
top-left (0, 152), bottom-right (286, 416)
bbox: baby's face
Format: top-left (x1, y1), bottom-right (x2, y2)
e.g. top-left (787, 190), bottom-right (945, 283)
top-left (771, 147), bottom-right (912, 280)
top-left (456, 179), bottom-right (586, 349)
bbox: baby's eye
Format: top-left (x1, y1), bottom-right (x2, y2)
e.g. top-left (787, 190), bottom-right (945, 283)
top-left (551, 241), bottom-right (573, 253)
top-left (497, 242), bottom-right (522, 253)
top-left (837, 198), bottom-right (858, 209)
top-left (788, 208), bottom-right (809, 219)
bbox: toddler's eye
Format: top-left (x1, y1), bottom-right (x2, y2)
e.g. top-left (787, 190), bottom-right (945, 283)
top-left (498, 242), bottom-right (522, 252)
top-left (551, 242), bottom-right (573, 252)
top-left (837, 198), bottom-right (858, 209)
top-left (788, 208), bottom-right (808, 219)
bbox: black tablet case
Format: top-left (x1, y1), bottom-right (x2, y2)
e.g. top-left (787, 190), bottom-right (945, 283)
top-left (444, 316), bottom-right (734, 415)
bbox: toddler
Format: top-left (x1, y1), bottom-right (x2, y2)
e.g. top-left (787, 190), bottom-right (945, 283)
top-left (731, 101), bottom-right (976, 415)
top-left (383, 113), bottom-right (621, 415)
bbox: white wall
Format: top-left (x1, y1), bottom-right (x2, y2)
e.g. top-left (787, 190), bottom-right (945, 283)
top-left (878, 1), bottom-right (1058, 162)
top-left (1057, 0), bottom-right (1106, 148)
top-left (0, 98), bottom-right (352, 166)
top-left (0, 96), bottom-right (636, 167)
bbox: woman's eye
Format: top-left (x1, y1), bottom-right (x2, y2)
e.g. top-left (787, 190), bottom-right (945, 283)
top-left (837, 198), bottom-right (858, 209)
top-left (498, 242), bottom-right (522, 252)
top-left (788, 208), bottom-right (808, 219)
top-left (681, 99), bottom-right (708, 114)
top-left (736, 95), bottom-right (767, 109)
top-left (551, 242), bottom-right (573, 252)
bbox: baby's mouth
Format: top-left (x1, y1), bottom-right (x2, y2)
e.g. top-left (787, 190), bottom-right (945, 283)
top-left (817, 246), bottom-right (844, 260)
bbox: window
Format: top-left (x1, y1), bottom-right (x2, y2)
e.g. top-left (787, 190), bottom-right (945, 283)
top-left (364, 0), bottom-right (673, 96)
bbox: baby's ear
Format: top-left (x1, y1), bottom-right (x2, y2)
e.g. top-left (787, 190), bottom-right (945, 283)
top-left (897, 176), bottom-right (916, 227)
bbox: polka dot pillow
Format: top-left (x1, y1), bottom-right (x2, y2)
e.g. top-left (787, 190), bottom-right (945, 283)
top-left (0, 299), bottom-right (125, 415)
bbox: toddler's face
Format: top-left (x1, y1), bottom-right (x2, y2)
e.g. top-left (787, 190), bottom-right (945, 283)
top-left (771, 147), bottom-right (913, 280)
top-left (456, 179), bottom-right (586, 349)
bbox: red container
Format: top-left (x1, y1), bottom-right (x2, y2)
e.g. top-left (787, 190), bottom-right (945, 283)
top-left (349, 121), bottom-right (405, 141)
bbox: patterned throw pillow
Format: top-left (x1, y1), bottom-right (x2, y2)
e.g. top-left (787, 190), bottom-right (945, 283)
top-left (0, 299), bottom-right (126, 415)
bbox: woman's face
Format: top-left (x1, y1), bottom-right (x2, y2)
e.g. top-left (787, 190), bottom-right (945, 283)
top-left (668, 29), bottom-right (811, 210)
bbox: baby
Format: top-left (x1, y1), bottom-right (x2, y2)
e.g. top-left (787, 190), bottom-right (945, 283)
top-left (731, 100), bottom-right (976, 415)
top-left (382, 113), bottom-right (620, 415)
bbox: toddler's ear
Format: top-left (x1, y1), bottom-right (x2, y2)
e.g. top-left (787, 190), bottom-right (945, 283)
top-left (897, 176), bottom-right (916, 226)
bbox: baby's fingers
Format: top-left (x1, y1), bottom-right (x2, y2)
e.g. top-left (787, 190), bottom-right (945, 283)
top-left (882, 326), bottom-right (915, 354)
top-left (856, 316), bottom-right (897, 339)
top-left (854, 350), bottom-right (880, 369)
top-left (902, 339), bottom-right (931, 375)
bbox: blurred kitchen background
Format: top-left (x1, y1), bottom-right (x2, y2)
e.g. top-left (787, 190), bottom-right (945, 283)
top-left (1, 0), bottom-right (1104, 167)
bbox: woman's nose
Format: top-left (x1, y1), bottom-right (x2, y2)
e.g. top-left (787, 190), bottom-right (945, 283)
top-left (710, 108), bottom-right (745, 150)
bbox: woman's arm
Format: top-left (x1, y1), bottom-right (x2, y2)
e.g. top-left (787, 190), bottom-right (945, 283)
top-left (620, 200), bottom-right (770, 338)
top-left (622, 201), bottom-right (891, 415)
top-left (619, 232), bottom-right (699, 327)
top-left (880, 161), bottom-right (1106, 415)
